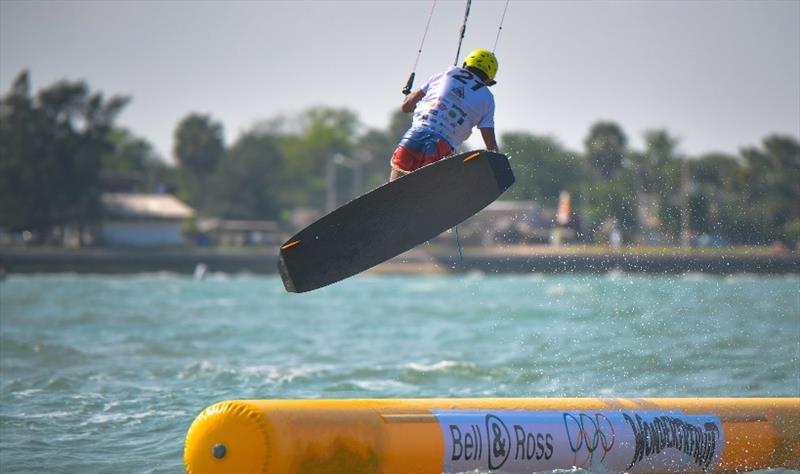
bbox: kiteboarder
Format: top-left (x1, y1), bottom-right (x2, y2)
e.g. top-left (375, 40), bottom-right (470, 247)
top-left (389, 49), bottom-right (499, 181)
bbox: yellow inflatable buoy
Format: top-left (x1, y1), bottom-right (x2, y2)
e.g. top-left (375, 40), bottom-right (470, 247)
top-left (184, 397), bottom-right (800, 473)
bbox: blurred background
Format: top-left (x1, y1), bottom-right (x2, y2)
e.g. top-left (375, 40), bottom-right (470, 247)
top-left (1, 0), bottom-right (798, 252)
top-left (1, 2), bottom-right (798, 472)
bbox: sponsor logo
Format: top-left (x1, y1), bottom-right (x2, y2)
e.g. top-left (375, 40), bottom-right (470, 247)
top-left (451, 86), bottom-right (465, 98)
top-left (512, 424), bottom-right (555, 463)
top-left (563, 413), bottom-right (616, 467)
top-left (449, 424), bottom-right (484, 462)
top-left (446, 413), bottom-right (554, 471)
top-left (623, 414), bottom-right (721, 470)
top-left (486, 414), bottom-right (511, 469)
top-left (438, 409), bottom-right (722, 473)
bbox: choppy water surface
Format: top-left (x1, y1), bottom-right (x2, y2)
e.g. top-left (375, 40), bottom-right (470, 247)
top-left (1, 272), bottom-right (798, 473)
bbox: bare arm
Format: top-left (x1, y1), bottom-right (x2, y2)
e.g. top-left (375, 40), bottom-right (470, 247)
top-left (480, 127), bottom-right (498, 151)
top-left (401, 89), bottom-right (425, 113)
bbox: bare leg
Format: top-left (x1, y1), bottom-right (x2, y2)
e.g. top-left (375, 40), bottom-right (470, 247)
top-left (389, 167), bottom-right (408, 182)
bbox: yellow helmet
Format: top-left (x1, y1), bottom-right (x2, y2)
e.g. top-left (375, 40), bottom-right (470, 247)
top-left (463, 49), bottom-right (498, 83)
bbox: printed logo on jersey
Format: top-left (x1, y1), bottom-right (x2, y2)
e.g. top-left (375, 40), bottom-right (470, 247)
top-left (409, 66), bottom-right (494, 147)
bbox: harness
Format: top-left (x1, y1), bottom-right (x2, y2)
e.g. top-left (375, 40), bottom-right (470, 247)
top-left (399, 128), bottom-right (453, 153)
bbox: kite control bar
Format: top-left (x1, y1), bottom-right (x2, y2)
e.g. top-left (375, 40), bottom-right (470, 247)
top-left (402, 72), bottom-right (415, 96)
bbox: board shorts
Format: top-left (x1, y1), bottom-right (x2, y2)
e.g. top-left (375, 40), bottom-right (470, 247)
top-left (390, 129), bottom-right (454, 173)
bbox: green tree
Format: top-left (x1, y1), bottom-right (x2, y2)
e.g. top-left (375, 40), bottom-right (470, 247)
top-left (688, 192), bottom-right (712, 235)
top-left (500, 132), bottom-right (587, 205)
top-left (358, 129), bottom-right (394, 190)
top-left (173, 113), bottom-right (225, 213)
top-left (739, 135), bottom-right (800, 244)
top-left (103, 128), bottom-right (176, 192)
top-left (581, 170), bottom-right (639, 242)
top-left (277, 107), bottom-right (360, 209)
top-left (208, 130), bottom-right (284, 220)
top-left (628, 129), bottom-right (681, 193)
top-left (685, 152), bottom-right (741, 242)
top-left (357, 110), bottom-right (412, 190)
top-left (104, 128), bottom-right (158, 173)
top-left (658, 198), bottom-right (682, 239)
top-left (0, 70), bottom-right (128, 242)
top-left (585, 121), bottom-right (627, 179)
top-left (627, 130), bottom-right (685, 239)
top-left (691, 152), bottom-right (741, 193)
top-left (0, 72), bottom-right (41, 234)
top-left (387, 108), bottom-right (412, 143)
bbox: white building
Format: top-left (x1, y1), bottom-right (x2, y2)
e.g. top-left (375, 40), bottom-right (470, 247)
top-left (101, 193), bottom-right (194, 246)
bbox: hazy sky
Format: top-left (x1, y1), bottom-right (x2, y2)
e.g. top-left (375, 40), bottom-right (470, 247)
top-left (1, 0), bottom-right (799, 162)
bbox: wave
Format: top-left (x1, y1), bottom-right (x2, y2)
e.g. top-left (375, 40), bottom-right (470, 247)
top-left (81, 408), bottom-right (187, 427)
top-left (0, 336), bottom-right (91, 366)
top-left (405, 360), bottom-right (471, 372)
top-left (544, 283), bottom-right (590, 296)
top-left (178, 360), bottom-right (332, 385)
top-left (349, 379), bottom-right (415, 392)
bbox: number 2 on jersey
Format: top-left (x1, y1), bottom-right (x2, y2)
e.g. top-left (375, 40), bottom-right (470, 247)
top-left (450, 69), bottom-right (485, 91)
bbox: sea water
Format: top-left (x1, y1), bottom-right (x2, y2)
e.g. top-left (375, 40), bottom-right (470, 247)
top-left (1, 272), bottom-right (798, 473)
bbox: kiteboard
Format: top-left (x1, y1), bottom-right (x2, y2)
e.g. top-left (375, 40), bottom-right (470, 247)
top-left (278, 150), bottom-right (514, 293)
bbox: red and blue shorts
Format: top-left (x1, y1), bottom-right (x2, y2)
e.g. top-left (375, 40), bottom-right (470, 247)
top-left (390, 129), bottom-right (454, 173)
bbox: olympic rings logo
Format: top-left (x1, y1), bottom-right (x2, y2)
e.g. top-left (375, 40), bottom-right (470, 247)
top-left (563, 413), bottom-right (616, 467)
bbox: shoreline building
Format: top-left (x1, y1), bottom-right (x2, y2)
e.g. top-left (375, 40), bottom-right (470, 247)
top-left (100, 193), bottom-right (194, 246)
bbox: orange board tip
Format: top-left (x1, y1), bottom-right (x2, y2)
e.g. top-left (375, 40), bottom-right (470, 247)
top-left (280, 240), bottom-right (300, 250)
top-left (463, 152), bottom-right (481, 162)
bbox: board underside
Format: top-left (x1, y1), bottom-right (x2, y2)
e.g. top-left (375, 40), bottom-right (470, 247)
top-left (278, 150), bottom-right (515, 292)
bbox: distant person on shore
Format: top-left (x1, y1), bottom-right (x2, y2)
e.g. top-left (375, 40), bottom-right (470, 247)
top-left (389, 49), bottom-right (499, 182)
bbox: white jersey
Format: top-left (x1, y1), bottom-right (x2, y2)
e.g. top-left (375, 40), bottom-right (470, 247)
top-left (411, 66), bottom-right (495, 148)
